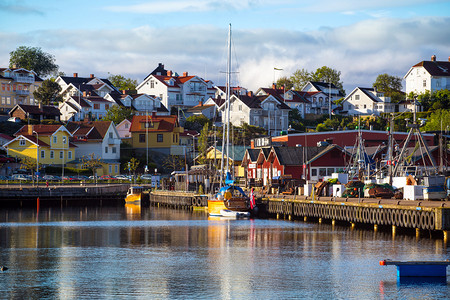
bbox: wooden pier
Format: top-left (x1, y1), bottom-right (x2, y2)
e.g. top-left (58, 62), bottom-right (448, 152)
top-left (148, 191), bottom-right (450, 238)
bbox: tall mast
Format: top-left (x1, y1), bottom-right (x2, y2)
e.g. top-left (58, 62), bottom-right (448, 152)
top-left (226, 23), bottom-right (232, 176)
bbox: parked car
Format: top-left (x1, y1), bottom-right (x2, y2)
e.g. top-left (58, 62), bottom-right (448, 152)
top-left (140, 174), bottom-right (152, 181)
top-left (7, 117), bottom-right (21, 123)
top-left (62, 176), bottom-right (76, 181)
top-left (43, 175), bottom-right (59, 181)
top-left (0, 155), bottom-right (15, 163)
top-left (100, 175), bottom-right (115, 181)
top-left (114, 175), bottom-right (129, 180)
top-left (11, 174), bottom-right (31, 181)
top-left (75, 175), bottom-right (90, 181)
top-left (0, 175), bottom-right (10, 180)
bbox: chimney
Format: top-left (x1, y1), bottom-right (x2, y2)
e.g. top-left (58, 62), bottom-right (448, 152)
top-left (152, 112), bottom-right (156, 118)
top-left (199, 101), bottom-right (203, 106)
top-left (167, 70), bottom-right (172, 76)
top-left (183, 72), bottom-right (188, 77)
top-left (27, 125), bottom-right (33, 135)
top-left (73, 73), bottom-right (78, 78)
top-left (247, 91), bottom-right (253, 97)
top-left (90, 74), bottom-right (94, 78)
top-left (83, 91), bottom-right (87, 97)
top-left (38, 102), bottom-right (42, 110)
top-left (431, 55), bottom-right (436, 61)
top-left (448, 56), bottom-right (450, 62)
top-left (122, 90), bottom-right (126, 95)
top-left (272, 83), bottom-right (277, 89)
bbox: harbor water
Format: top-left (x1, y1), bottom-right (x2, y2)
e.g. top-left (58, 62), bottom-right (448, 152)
top-left (0, 205), bottom-right (449, 299)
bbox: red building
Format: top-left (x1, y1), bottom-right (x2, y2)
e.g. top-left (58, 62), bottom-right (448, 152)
top-left (272, 130), bottom-right (435, 148)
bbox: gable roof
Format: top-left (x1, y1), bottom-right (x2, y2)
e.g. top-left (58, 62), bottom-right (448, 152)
top-left (412, 60), bottom-right (450, 77)
top-left (129, 115), bottom-right (179, 133)
top-left (66, 121), bottom-right (114, 140)
top-left (14, 124), bottom-right (70, 137)
top-left (10, 104), bottom-right (60, 117)
top-left (269, 147), bottom-right (304, 165)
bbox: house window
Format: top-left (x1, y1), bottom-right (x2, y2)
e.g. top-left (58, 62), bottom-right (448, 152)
top-left (150, 80), bottom-right (154, 88)
top-left (63, 136), bottom-right (67, 144)
top-left (115, 165), bottom-right (118, 173)
top-left (157, 134), bottom-right (163, 142)
top-left (238, 104), bottom-right (242, 111)
top-left (105, 147), bottom-right (108, 153)
top-left (355, 95), bottom-right (360, 100)
top-left (139, 134), bottom-right (145, 143)
top-left (355, 105), bottom-right (359, 109)
top-left (423, 80), bottom-right (426, 87)
top-left (125, 123), bottom-right (129, 129)
top-left (94, 103), bottom-right (100, 109)
top-left (19, 139), bottom-right (26, 146)
top-left (109, 132), bottom-right (113, 138)
top-left (311, 168), bottom-right (317, 177)
top-left (109, 165), bottom-right (112, 174)
top-left (112, 147), bottom-right (116, 154)
top-left (50, 151), bottom-right (54, 159)
top-left (363, 105), bottom-right (366, 109)
top-left (53, 136), bottom-right (57, 144)
top-left (59, 151), bottom-right (63, 159)
top-left (40, 150), bottom-right (45, 159)
top-left (68, 151), bottom-right (72, 160)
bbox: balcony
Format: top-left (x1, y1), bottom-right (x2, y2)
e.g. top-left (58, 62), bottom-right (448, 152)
top-left (13, 76), bottom-right (34, 84)
top-left (108, 138), bottom-right (120, 145)
top-left (16, 90), bottom-right (30, 96)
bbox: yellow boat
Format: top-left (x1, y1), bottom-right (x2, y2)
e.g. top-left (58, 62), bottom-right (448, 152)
top-left (125, 186), bottom-right (143, 204)
top-left (207, 185), bottom-right (250, 216)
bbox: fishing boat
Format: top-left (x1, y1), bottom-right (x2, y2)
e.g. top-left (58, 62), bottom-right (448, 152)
top-left (220, 209), bottom-right (250, 218)
top-left (208, 177), bottom-right (251, 216)
top-left (125, 186), bottom-right (143, 204)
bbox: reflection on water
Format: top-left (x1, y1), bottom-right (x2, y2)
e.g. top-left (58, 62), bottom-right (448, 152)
top-left (0, 206), bottom-right (449, 299)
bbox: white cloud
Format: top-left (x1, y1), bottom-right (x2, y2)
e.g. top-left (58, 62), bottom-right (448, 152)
top-left (105, 0), bottom-right (276, 14)
top-left (1, 17), bottom-right (449, 94)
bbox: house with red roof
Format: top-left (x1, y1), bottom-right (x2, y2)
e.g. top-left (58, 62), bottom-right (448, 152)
top-left (136, 63), bottom-right (215, 111)
top-left (404, 55), bottom-right (450, 95)
top-left (59, 91), bottom-right (117, 121)
top-left (129, 114), bottom-right (183, 154)
top-left (66, 121), bottom-right (121, 175)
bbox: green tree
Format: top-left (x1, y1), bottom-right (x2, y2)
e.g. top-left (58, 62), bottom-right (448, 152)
top-left (422, 109), bottom-right (450, 132)
top-left (33, 79), bottom-right (63, 105)
top-left (108, 74), bottom-right (138, 91)
top-left (288, 109), bottom-right (305, 132)
top-left (275, 76), bottom-right (294, 90)
top-left (163, 155), bottom-right (185, 172)
top-left (290, 68), bottom-right (312, 90)
top-left (311, 66), bottom-right (344, 95)
top-left (80, 153), bottom-right (102, 177)
top-left (20, 157), bottom-right (37, 185)
top-left (9, 46), bottom-right (58, 77)
top-left (184, 115), bottom-right (211, 132)
top-left (197, 123), bottom-right (209, 164)
top-left (373, 73), bottom-right (404, 103)
top-left (103, 105), bottom-right (134, 124)
top-left (125, 157), bottom-right (140, 183)
top-left (431, 89), bottom-right (450, 110)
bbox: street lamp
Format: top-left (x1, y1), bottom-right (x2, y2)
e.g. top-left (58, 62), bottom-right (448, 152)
top-left (187, 132), bottom-right (200, 165)
top-left (33, 130), bottom-right (39, 186)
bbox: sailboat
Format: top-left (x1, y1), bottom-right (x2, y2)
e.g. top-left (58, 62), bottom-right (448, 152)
top-left (207, 24), bottom-right (253, 217)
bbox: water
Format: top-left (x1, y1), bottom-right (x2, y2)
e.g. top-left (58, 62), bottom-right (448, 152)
top-left (0, 205), bottom-right (449, 299)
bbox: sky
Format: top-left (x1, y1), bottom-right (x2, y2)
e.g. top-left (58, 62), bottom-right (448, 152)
top-left (1, 0), bottom-right (450, 93)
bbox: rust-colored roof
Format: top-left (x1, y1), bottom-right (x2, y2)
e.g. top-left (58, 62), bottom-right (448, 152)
top-left (129, 115), bottom-right (179, 133)
top-left (66, 121), bottom-right (113, 140)
top-left (15, 125), bottom-right (64, 137)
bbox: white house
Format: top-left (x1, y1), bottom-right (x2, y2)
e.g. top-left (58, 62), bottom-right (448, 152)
top-left (105, 91), bottom-right (169, 116)
top-left (219, 93), bottom-right (290, 136)
top-left (404, 55), bottom-right (450, 95)
top-left (66, 120), bottom-right (121, 175)
top-left (341, 87), bottom-right (395, 116)
top-left (59, 92), bottom-right (117, 122)
top-left (136, 64), bottom-right (215, 111)
top-left (56, 73), bottom-right (118, 101)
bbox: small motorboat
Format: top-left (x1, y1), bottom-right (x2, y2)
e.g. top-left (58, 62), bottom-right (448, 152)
top-left (220, 209), bottom-right (250, 218)
top-left (125, 186), bottom-right (144, 204)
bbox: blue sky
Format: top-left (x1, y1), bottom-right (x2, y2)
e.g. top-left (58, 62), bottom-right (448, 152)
top-left (1, 0), bottom-right (450, 92)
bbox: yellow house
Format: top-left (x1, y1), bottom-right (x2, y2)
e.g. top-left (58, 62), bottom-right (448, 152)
top-left (202, 145), bottom-right (248, 177)
top-left (129, 114), bottom-right (183, 149)
top-left (4, 124), bottom-right (75, 167)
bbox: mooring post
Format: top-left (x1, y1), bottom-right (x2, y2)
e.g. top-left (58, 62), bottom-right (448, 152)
top-left (288, 215), bottom-right (292, 221)
top-left (392, 225), bottom-right (397, 236)
top-left (351, 222), bottom-right (356, 230)
top-left (304, 216), bottom-right (308, 222)
top-left (277, 213), bottom-right (280, 219)
top-left (443, 231), bottom-right (449, 243)
top-left (416, 228), bottom-right (421, 239)
top-left (318, 218), bottom-right (322, 224)
top-left (374, 224), bottom-right (378, 232)
top-left (332, 219), bottom-right (335, 226)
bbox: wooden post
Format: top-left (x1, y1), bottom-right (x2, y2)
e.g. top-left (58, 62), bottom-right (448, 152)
top-left (443, 231), bottom-right (449, 243)
top-left (304, 216), bottom-right (308, 222)
top-left (351, 222), bottom-right (356, 230)
top-left (392, 225), bottom-right (396, 236)
top-left (374, 224), bottom-right (378, 232)
top-left (332, 219), bottom-right (335, 226)
top-left (319, 218), bottom-right (322, 224)
top-left (416, 228), bottom-right (421, 239)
